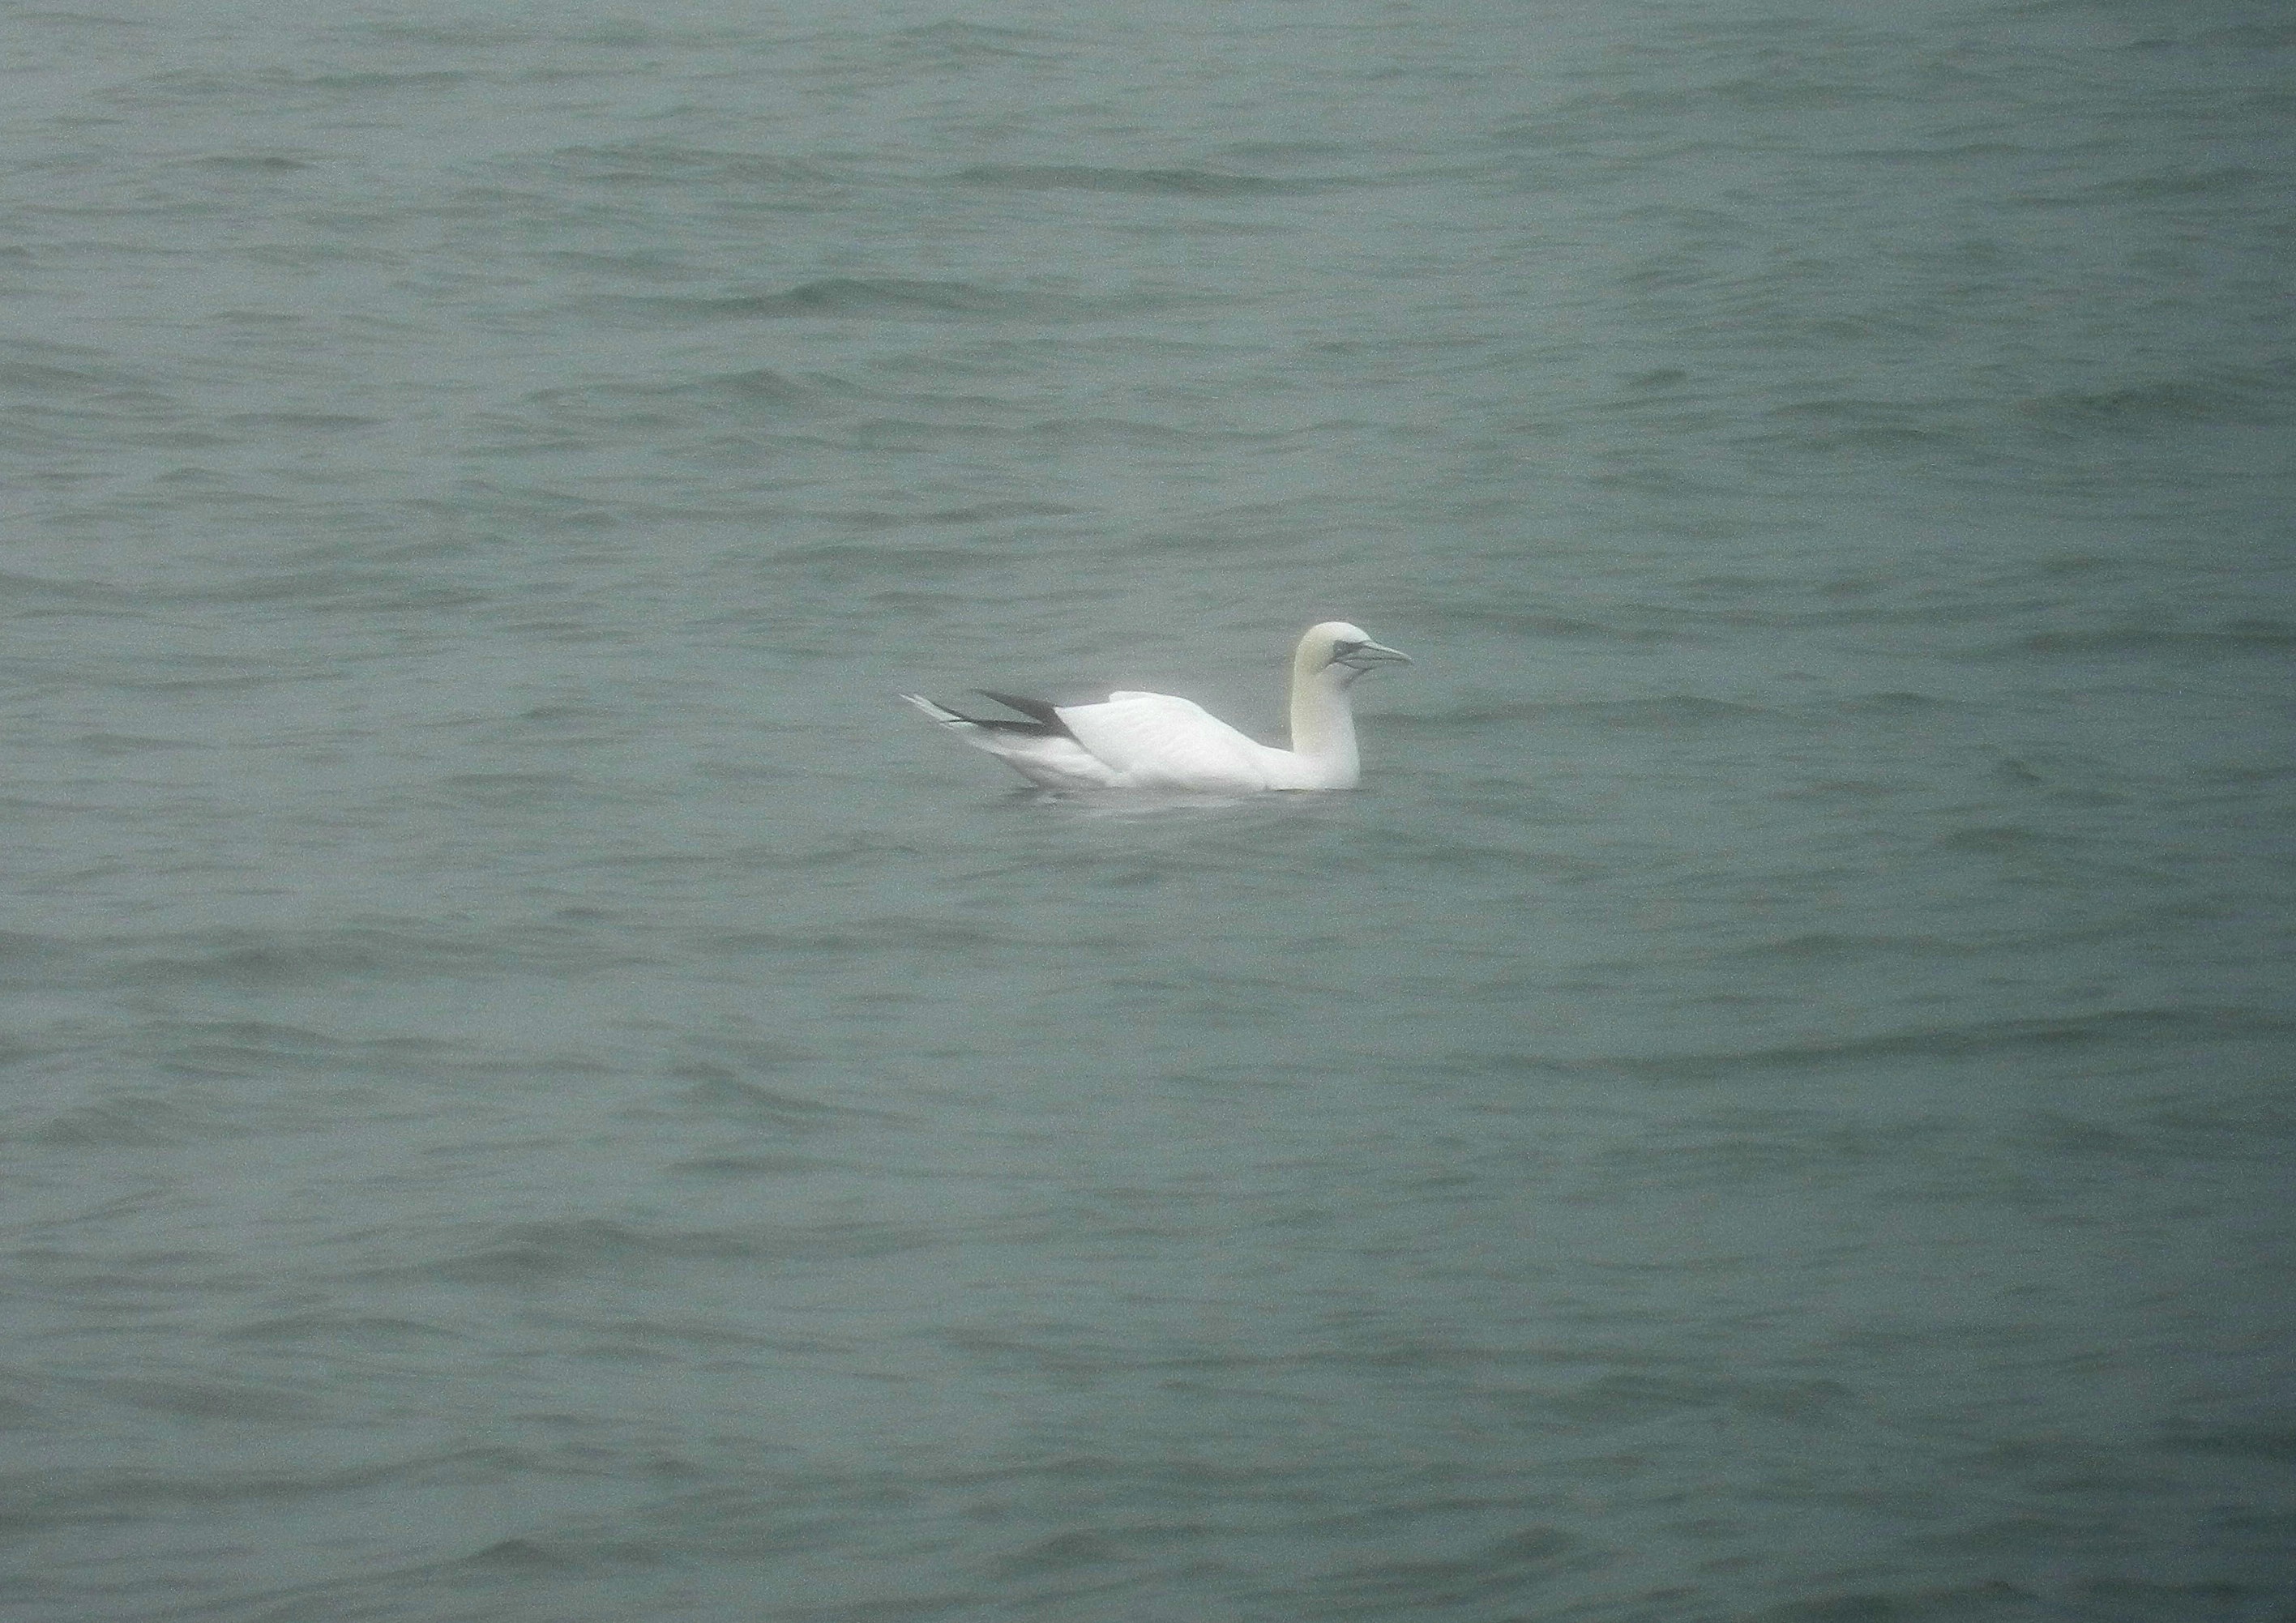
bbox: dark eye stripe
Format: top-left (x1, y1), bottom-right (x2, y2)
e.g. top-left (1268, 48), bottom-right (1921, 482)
top-left (1332, 639), bottom-right (1366, 656)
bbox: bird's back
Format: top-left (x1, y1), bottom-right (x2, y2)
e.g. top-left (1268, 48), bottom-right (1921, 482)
top-left (1058, 691), bottom-right (1281, 791)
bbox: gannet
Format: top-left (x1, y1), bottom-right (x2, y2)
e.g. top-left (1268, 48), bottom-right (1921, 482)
top-left (904, 621), bottom-right (1411, 792)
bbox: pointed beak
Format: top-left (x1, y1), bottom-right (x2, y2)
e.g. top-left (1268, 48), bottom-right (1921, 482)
top-left (1340, 640), bottom-right (1412, 669)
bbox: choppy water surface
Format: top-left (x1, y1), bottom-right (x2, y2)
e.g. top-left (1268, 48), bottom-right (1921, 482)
top-left (5, 2), bottom-right (2293, 1619)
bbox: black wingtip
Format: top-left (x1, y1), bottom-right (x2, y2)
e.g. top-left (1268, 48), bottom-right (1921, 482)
top-left (977, 690), bottom-right (1074, 736)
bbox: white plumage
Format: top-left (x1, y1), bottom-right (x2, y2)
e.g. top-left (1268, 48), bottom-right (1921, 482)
top-left (904, 621), bottom-right (1411, 792)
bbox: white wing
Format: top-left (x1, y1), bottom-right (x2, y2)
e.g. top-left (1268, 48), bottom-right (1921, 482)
top-left (1056, 691), bottom-right (1281, 791)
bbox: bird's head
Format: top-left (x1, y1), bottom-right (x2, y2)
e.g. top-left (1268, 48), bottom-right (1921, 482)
top-left (1302, 621), bottom-right (1413, 680)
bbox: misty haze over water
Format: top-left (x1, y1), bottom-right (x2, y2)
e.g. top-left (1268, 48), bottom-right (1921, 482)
top-left (4, 2), bottom-right (2292, 1619)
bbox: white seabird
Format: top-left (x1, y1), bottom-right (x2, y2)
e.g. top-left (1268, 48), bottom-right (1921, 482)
top-left (904, 621), bottom-right (1411, 792)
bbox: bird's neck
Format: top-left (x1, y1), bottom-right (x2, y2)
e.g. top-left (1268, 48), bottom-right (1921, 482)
top-left (1287, 659), bottom-right (1361, 788)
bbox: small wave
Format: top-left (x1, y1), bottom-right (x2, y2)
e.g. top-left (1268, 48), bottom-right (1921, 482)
top-left (274, 68), bottom-right (474, 94)
top-left (68, 730), bottom-right (211, 757)
top-left (1381, 693), bottom-right (1767, 741)
top-left (511, 143), bottom-right (846, 190)
top-left (667, 1072), bottom-right (898, 1134)
top-left (1770, 778), bottom-right (1904, 803)
top-left (101, 1376), bottom-right (322, 1422)
top-left (14, 11), bottom-right (156, 33)
top-left (439, 771), bottom-right (593, 808)
top-left (191, 154), bottom-right (313, 173)
top-left (0, 348), bottom-right (166, 402)
top-left (218, 410), bottom-right (378, 432)
top-left (2019, 375), bottom-right (2281, 430)
top-left (696, 916), bottom-right (1011, 955)
top-left (1558, 695), bottom-right (1772, 731)
top-left (122, 931), bottom-right (483, 989)
top-left (2178, 21), bottom-right (2296, 50)
top-left (615, 278), bottom-right (1061, 324)
top-left (667, 1152), bottom-right (828, 1180)
top-left (397, 1216), bottom-right (930, 1285)
top-left (1752, 396), bottom-right (1968, 452)
top-left (2159, 1421), bottom-right (2296, 1462)
top-left (956, 164), bottom-right (1312, 197)
top-left (1935, 823), bottom-right (2082, 854)
top-left (833, 18), bottom-right (1064, 73)
top-left (362, 19), bottom-right (631, 48)
top-left (1610, 1006), bottom-right (2291, 1083)
top-left (993, 1528), bottom-right (1140, 1577)
top-left (693, 365), bottom-right (826, 404)
top-left (1, 1446), bottom-right (543, 1528)
top-left (2001, 622), bottom-right (2296, 659)
top-left (0, 928), bottom-right (88, 972)
top-left (458, 1534), bottom-right (672, 1577)
top-left (727, 537), bottom-right (1012, 586)
top-left (1834, 690), bottom-right (1958, 715)
top-left (220, 1311), bottom-right (468, 1347)
top-left (1847, 140), bottom-right (2037, 167)
top-left (816, 499), bottom-right (1084, 530)
top-left (1546, 1370), bottom-right (1855, 1427)
top-left (1313, 1526), bottom-right (1592, 1608)
top-left (119, 922), bottom-right (646, 989)
top-left (166, 1017), bottom-right (430, 1066)
top-left (1742, 930), bottom-right (1985, 962)
top-left (1, 566), bottom-right (490, 616)
top-left (1440, 604), bottom-right (1686, 643)
top-left (31, 1093), bottom-right (242, 1147)
top-left (1712, 69), bottom-right (1862, 113)
top-left (1023, 415), bottom-right (1245, 450)
top-left (2093, 164), bottom-right (2266, 200)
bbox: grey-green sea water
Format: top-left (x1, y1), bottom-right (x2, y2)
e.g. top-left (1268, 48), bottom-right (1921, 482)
top-left (5, 2), bottom-right (2293, 1619)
